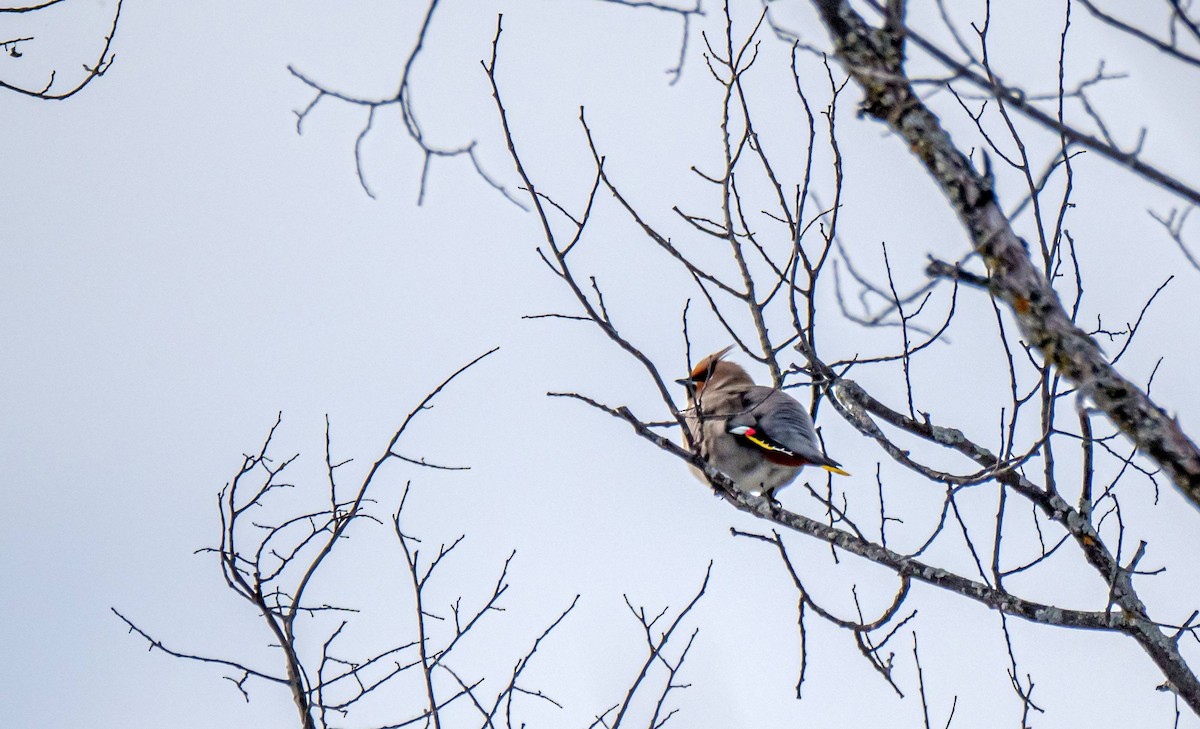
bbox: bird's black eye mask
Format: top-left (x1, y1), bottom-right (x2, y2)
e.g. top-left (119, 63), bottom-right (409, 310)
top-left (676, 360), bottom-right (714, 393)
top-left (688, 362), bottom-right (714, 383)
top-left (678, 346), bottom-right (733, 391)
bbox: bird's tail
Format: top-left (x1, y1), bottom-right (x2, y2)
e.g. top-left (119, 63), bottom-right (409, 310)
top-left (818, 458), bottom-right (850, 477)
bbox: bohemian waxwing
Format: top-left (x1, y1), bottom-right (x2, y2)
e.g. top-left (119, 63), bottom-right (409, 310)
top-left (677, 347), bottom-right (848, 499)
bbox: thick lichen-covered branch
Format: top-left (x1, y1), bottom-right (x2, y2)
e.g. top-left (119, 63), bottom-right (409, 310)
top-left (806, 0), bottom-right (1200, 515)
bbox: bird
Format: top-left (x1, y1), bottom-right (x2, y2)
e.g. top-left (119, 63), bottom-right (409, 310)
top-left (677, 346), bottom-right (848, 499)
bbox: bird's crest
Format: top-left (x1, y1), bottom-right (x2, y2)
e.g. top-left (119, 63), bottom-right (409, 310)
top-left (688, 345), bottom-right (735, 382)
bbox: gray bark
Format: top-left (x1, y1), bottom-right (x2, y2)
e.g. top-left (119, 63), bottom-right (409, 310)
top-left (806, 0), bottom-right (1200, 514)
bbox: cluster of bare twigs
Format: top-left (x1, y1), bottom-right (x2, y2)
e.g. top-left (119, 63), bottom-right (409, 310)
top-left (114, 350), bottom-right (707, 729)
top-left (483, 0), bottom-right (1200, 722)
top-left (287, 0), bottom-right (522, 205)
top-left (115, 351), bottom-right (518, 729)
top-left (287, 0), bottom-right (705, 205)
top-left (0, 0), bottom-right (122, 100)
top-left (588, 563), bottom-right (710, 729)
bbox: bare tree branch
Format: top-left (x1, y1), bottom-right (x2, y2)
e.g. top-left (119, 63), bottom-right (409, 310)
top-left (807, 0), bottom-right (1200, 514)
top-left (0, 0), bottom-right (122, 100)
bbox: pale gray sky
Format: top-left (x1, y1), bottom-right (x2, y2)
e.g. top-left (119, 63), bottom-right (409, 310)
top-left (3, 1), bottom-right (1199, 727)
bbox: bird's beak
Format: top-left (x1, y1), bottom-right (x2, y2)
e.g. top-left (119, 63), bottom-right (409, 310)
top-left (676, 378), bottom-right (698, 397)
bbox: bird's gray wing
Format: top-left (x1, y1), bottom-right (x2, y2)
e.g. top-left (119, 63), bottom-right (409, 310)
top-left (731, 386), bottom-right (830, 464)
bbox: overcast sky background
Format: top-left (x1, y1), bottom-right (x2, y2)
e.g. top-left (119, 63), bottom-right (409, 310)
top-left (3, 1), bottom-right (1200, 727)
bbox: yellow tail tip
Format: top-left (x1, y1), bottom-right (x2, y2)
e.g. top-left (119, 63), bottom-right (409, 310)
top-left (820, 464), bottom-right (851, 477)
